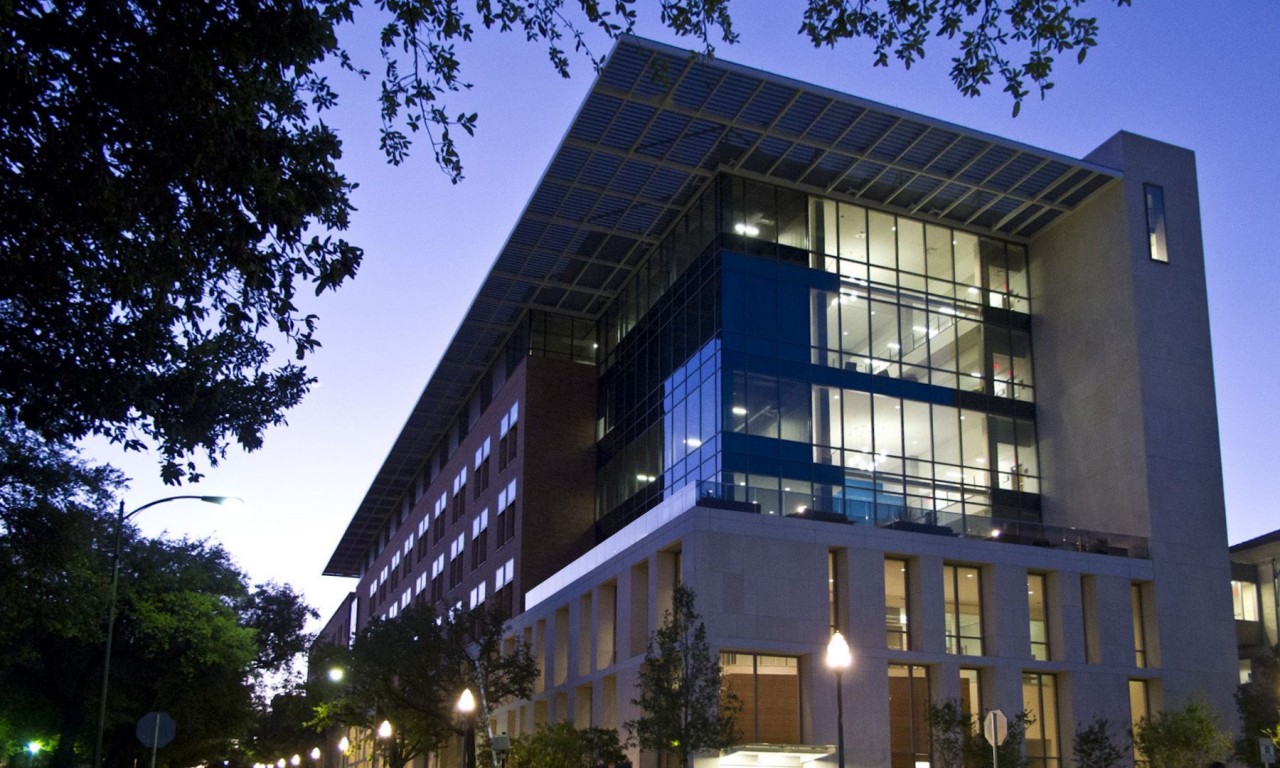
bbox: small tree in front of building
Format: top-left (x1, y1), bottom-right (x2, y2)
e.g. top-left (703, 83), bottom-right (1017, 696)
top-left (506, 723), bottom-right (628, 768)
top-left (926, 699), bottom-right (970, 768)
top-left (1237, 648), bottom-right (1280, 766)
top-left (1132, 699), bottom-right (1233, 768)
top-left (1072, 717), bottom-right (1128, 768)
top-left (926, 699), bottom-right (1031, 768)
top-left (310, 605), bottom-right (535, 768)
top-left (627, 584), bottom-right (739, 768)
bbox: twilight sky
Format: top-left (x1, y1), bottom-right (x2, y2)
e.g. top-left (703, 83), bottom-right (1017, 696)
top-left (84, 1), bottom-right (1280, 627)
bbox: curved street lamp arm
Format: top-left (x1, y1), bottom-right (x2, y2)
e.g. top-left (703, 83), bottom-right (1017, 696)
top-left (93, 494), bottom-right (241, 768)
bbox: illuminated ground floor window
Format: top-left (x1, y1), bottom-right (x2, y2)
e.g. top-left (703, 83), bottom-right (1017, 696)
top-left (1023, 672), bottom-right (1060, 768)
top-left (889, 664), bottom-right (930, 768)
top-left (721, 652), bottom-right (801, 743)
top-left (1129, 678), bottom-right (1151, 765)
top-left (960, 667), bottom-right (983, 724)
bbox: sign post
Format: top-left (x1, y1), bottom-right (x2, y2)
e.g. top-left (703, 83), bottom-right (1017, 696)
top-left (136, 712), bottom-right (176, 768)
top-left (1259, 737), bottom-right (1275, 767)
top-left (983, 710), bottom-right (1009, 768)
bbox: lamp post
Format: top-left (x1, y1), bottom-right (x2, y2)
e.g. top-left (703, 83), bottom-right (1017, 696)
top-left (93, 495), bottom-right (242, 768)
top-left (456, 689), bottom-right (477, 768)
top-left (826, 631), bottom-right (852, 768)
top-left (370, 719), bottom-right (393, 768)
top-left (337, 734), bottom-right (350, 768)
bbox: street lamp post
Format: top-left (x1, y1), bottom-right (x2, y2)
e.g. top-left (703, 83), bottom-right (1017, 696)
top-left (92, 495), bottom-right (241, 768)
top-left (826, 631), bottom-right (853, 768)
top-left (456, 689), bottom-right (477, 768)
top-left (371, 720), bottom-right (393, 768)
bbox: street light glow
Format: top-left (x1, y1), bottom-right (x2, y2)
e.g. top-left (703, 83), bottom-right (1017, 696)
top-left (310, 748), bottom-right (321, 760)
top-left (456, 688), bottom-right (476, 714)
top-left (327, 667), bottom-right (344, 682)
top-left (827, 630), bottom-right (851, 768)
top-left (378, 720), bottom-right (393, 739)
top-left (826, 630), bottom-right (852, 670)
top-left (291, 755), bottom-right (301, 766)
top-left (338, 737), bottom-right (350, 754)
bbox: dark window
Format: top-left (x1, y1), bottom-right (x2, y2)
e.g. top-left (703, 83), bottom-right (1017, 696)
top-left (495, 584), bottom-right (514, 616)
top-left (475, 458), bottom-right (490, 498)
top-left (449, 556), bottom-right (464, 588)
top-left (452, 490), bottom-right (465, 523)
top-left (471, 529), bottom-right (488, 570)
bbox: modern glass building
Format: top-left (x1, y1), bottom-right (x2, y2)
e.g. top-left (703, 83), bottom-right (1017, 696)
top-left (592, 174), bottom-right (1043, 538)
top-left (320, 37), bottom-right (1237, 768)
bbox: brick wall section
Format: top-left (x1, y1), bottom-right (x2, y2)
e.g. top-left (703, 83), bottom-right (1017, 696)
top-left (517, 355), bottom-right (599, 611)
top-left (314, 592), bottom-right (354, 649)
top-left (348, 353), bottom-right (598, 629)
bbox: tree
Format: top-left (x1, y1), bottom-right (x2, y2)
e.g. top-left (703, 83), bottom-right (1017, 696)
top-left (1072, 718), bottom-right (1127, 768)
top-left (925, 699), bottom-right (1032, 768)
top-left (0, 424), bottom-right (121, 764)
top-left (1132, 699), bottom-right (1233, 768)
top-left (310, 605), bottom-right (536, 768)
top-left (0, 423), bottom-right (316, 768)
top-left (310, 605), bottom-right (459, 768)
top-left (797, 0), bottom-right (1131, 116)
top-left (244, 690), bottom-right (323, 767)
top-left (627, 584), bottom-right (738, 768)
top-left (1, 0), bottom-right (361, 483)
top-left (1237, 649), bottom-right (1280, 766)
top-left (2, 1), bottom-right (1126, 484)
top-left (506, 723), bottom-right (627, 768)
top-left (925, 699), bottom-right (968, 768)
top-left (457, 610), bottom-right (540, 768)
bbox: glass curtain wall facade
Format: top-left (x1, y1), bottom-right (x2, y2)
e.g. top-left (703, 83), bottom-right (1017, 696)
top-left (594, 175), bottom-right (1042, 535)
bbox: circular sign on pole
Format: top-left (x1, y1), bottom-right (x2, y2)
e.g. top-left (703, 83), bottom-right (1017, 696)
top-left (136, 712), bottom-right (176, 749)
top-left (983, 709), bottom-right (1010, 747)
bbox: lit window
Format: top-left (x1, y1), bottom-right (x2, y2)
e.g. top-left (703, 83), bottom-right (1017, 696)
top-left (944, 565), bottom-right (983, 655)
top-left (1029, 573), bottom-right (1049, 660)
top-left (721, 653), bottom-right (800, 743)
top-left (1144, 184), bottom-right (1168, 262)
top-left (960, 668), bottom-right (982, 723)
top-left (1232, 579), bottom-right (1259, 621)
top-left (1129, 678), bottom-right (1150, 763)
top-left (1023, 673), bottom-right (1060, 768)
top-left (1132, 583), bottom-right (1149, 668)
top-left (885, 558), bottom-right (909, 650)
top-left (888, 665), bottom-right (931, 768)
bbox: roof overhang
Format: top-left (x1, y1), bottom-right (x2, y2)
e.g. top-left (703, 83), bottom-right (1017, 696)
top-left (324, 35), bottom-right (1120, 577)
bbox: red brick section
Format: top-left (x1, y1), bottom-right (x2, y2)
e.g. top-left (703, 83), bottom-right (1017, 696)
top-left (350, 353), bottom-right (598, 630)
top-left (313, 592), bottom-right (354, 650)
top-left (515, 355), bottom-right (599, 613)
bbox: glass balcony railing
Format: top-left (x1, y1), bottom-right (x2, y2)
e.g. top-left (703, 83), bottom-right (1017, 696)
top-left (694, 481), bottom-right (1149, 559)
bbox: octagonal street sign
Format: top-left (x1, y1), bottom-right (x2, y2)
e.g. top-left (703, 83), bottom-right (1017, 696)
top-left (983, 709), bottom-right (1009, 747)
top-left (137, 712), bottom-right (176, 749)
